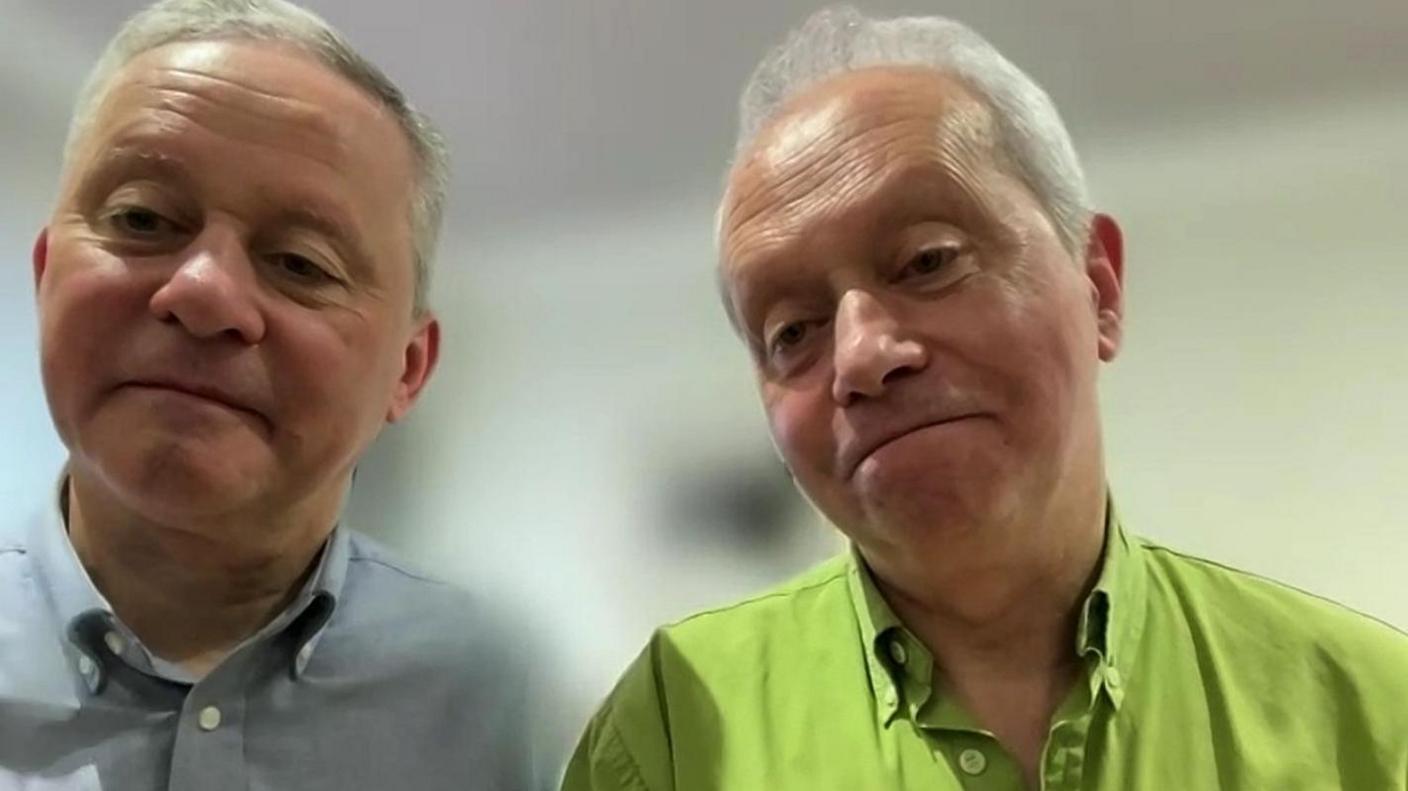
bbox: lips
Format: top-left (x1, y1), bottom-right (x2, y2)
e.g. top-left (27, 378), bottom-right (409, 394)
top-left (124, 378), bottom-right (267, 425)
top-left (839, 413), bottom-right (984, 480)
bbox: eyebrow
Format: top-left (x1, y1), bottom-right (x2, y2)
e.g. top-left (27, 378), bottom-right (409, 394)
top-left (266, 203), bottom-right (379, 279)
top-left (269, 204), bottom-right (359, 251)
top-left (83, 146), bottom-right (197, 196)
top-left (728, 261), bottom-right (828, 350)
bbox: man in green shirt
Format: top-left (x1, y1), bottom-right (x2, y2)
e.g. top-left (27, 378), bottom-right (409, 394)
top-left (564, 6), bottom-right (1408, 791)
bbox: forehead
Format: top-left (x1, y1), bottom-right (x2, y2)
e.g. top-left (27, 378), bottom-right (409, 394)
top-left (71, 39), bottom-right (415, 210)
top-left (721, 68), bottom-right (1000, 276)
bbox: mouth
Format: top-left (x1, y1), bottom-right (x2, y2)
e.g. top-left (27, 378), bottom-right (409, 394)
top-left (124, 380), bottom-right (266, 425)
top-left (842, 414), bottom-right (984, 481)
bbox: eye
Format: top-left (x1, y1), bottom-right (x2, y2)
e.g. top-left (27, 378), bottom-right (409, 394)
top-left (108, 206), bottom-right (178, 237)
top-left (773, 321), bottom-right (808, 349)
top-left (902, 247), bottom-right (958, 278)
top-left (269, 252), bottom-right (335, 284)
top-left (765, 317), bottom-right (827, 366)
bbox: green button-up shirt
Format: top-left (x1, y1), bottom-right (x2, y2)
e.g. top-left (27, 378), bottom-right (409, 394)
top-left (564, 509), bottom-right (1408, 790)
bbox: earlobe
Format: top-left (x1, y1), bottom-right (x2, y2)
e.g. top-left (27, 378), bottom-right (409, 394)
top-left (32, 228), bottom-right (49, 292)
top-left (385, 315), bottom-right (441, 423)
top-left (1084, 214), bottom-right (1126, 362)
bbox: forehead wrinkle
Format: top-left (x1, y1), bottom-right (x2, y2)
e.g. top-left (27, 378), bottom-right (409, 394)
top-left (160, 64), bottom-right (307, 103)
top-left (724, 72), bottom-right (1002, 258)
top-left (82, 47), bottom-right (378, 178)
top-left (727, 135), bottom-right (994, 280)
top-left (144, 81), bottom-right (349, 165)
top-left (728, 114), bottom-right (923, 241)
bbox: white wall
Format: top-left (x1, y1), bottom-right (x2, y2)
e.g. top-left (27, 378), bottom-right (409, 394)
top-left (1096, 94), bottom-right (1408, 629)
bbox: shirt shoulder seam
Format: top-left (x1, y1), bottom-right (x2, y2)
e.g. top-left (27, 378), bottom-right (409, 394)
top-left (346, 550), bottom-right (452, 588)
top-left (1140, 541), bottom-right (1408, 640)
top-left (665, 562), bottom-right (850, 628)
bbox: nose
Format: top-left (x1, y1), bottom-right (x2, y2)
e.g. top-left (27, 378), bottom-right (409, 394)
top-left (830, 289), bottom-right (927, 406)
top-left (148, 225), bottom-right (266, 345)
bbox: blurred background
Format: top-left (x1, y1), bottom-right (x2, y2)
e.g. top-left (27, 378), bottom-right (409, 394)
top-left (3, 0), bottom-right (1406, 776)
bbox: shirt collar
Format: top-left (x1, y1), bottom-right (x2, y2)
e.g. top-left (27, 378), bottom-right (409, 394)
top-left (28, 469), bottom-right (351, 690)
top-left (29, 473), bottom-right (111, 635)
top-left (1074, 497), bottom-right (1147, 709)
top-left (845, 546), bottom-right (918, 728)
top-left (847, 494), bottom-right (1148, 728)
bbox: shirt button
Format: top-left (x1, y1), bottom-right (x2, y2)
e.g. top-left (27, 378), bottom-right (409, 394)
top-left (1106, 666), bottom-right (1123, 689)
top-left (958, 748), bottom-right (987, 776)
top-left (888, 640), bottom-right (908, 666)
top-left (198, 706), bottom-right (222, 732)
top-left (103, 631), bottom-right (126, 656)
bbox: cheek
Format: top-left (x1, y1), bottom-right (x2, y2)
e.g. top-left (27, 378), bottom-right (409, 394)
top-left (40, 257), bottom-right (147, 390)
top-left (995, 284), bottom-right (1098, 439)
top-left (762, 384), bottom-right (833, 478)
top-left (268, 318), bottom-right (353, 394)
top-left (264, 312), bottom-right (401, 428)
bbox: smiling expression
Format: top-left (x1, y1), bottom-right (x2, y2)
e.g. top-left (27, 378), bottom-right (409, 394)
top-left (720, 67), bottom-right (1122, 561)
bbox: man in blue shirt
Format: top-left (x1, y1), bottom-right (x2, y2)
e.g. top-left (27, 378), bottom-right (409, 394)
top-left (0, 1), bottom-right (534, 788)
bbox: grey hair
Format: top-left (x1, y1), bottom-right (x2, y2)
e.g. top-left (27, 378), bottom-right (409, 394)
top-left (64, 0), bottom-right (447, 315)
top-left (723, 5), bottom-right (1091, 254)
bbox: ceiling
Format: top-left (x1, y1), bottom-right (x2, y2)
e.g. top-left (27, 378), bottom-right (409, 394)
top-left (10, 0), bottom-right (1408, 228)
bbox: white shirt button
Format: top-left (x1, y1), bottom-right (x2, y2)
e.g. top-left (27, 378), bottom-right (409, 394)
top-left (888, 640), bottom-right (908, 666)
top-left (198, 705), bottom-right (222, 732)
top-left (77, 654), bottom-right (95, 676)
top-left (103, 631), bottom-right (126, 656)
top-left (958, 748), bottom-right (988, 776)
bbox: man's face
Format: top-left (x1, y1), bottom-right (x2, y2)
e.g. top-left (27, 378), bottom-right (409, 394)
top-left (36, 39), bottom-right (437, 527)
top-left (720, 68), bottom-right (1122, 564)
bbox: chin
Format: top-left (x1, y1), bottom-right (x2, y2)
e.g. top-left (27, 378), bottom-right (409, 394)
top-left (84, 436), bottom-right (273, 524)
top-left (849, 456), bottom-right (1024, 543)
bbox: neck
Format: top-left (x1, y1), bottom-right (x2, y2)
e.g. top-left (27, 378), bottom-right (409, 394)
top-left (64, 468), bottom-right (337, 677)
top-left (884, 540), bottom-right (1092, 678)
top-left (865, 483), bottom-right (1107, 781)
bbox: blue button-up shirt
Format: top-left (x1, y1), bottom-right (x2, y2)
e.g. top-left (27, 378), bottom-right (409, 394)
top-left (0, 481), bottom-right (536, 790)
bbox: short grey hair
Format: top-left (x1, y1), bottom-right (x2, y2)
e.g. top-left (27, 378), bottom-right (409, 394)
top-left (724, 5), bottom-right (1091, 254)
top-left (64, 0), bottom-right (447, 315)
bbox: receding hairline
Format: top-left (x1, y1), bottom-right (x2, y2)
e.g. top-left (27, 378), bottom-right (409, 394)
top-left (730, 68), bottom-right (997, 180)
top-left (68, 37), bottom-right (409, 166)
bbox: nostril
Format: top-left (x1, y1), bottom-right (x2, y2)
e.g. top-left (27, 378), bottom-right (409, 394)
top-left (880, 364), bottom-right (918, 386)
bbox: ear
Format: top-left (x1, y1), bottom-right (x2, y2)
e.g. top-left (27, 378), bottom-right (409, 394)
top-left (32, 228), bottom-right (50, 292)
top-left (1084, 213), bottom-right (1125, 362)
top-left (385, 314), bottom-right (441, 423)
